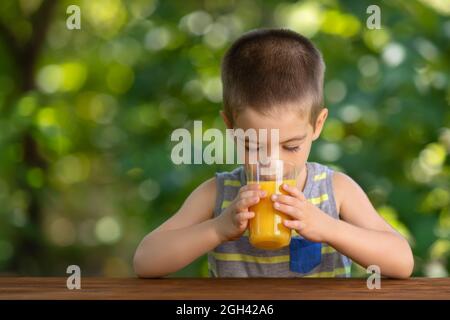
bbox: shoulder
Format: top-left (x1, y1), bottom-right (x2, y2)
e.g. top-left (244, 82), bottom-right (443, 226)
top-left (180, 176), bottom-right (217, 219)
top-left (204, 166), bottom-right (245, 207)
top-left (331, 170), bottom-right (363, 214)
top-left (151, 176), bottom-right (217, 233)
top-left (193, 176), bottom-right (217, 201)
top-left (306, 161), bottom-right (334, 179)
top-left (215, 166), bottom-right (245, 188)
top-left (180, 176), bottom-right (217, 216)
top-left (307, 162), bottom-right (352, 213)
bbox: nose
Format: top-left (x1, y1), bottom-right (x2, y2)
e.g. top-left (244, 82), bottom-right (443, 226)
top-left (258, 146), bottom-right (280, 165)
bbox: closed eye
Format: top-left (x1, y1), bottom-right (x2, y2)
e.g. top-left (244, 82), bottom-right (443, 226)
top-left (283, 145), bottom-right (301, 152)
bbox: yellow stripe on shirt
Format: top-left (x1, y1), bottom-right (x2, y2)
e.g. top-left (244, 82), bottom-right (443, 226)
top-left (212, 244), bottom-right (336, 262)
top-left (241, 232), bottom-right (337, 255)
top-left (211, 252), bottom-right (290, 264)
top-left (321, 245), bottom-right (336, 254)
top-left (221, 200), bottom-right (232, 209)
top-left (308, 193), bottom-right (329, 205)
top-left (304, 265), bottom-right (351, 278)
top-left (313, 172), bottom-right (327, 181)
top-left (211, 251), bottom-right (350, 277)
top-left (224, 180), bottom-right (242, 187)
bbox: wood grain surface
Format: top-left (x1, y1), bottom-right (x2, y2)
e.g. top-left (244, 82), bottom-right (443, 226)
top-left (0, 277), bottom-right (449, 300)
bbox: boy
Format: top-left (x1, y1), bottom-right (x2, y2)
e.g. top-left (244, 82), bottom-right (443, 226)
top-left (133, 28), bottom-right (414, 278)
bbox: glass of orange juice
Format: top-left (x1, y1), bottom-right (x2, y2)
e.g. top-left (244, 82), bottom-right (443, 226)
top-left (245, 159), bottom-right (299, 250)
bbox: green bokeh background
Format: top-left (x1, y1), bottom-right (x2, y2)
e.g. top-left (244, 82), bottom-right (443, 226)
top-left (0, 0), bottom-right (449, 277)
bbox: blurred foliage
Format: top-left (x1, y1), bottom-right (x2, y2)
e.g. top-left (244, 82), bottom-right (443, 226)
top-left (0, 0), bottom-right (449, 278)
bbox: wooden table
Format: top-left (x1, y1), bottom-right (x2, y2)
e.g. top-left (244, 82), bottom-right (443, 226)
top-left (0, 277), bottom-right (449, 300)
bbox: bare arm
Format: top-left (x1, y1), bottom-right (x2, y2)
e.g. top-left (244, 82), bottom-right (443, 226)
top-left (270, 172), bottom-right (414, 279)
top-left (133, 178), bottom-right (221, 278)
top-left (328, 172), bottom-right (414, 279)
top-left (133, 177), bottom-right (264, 278)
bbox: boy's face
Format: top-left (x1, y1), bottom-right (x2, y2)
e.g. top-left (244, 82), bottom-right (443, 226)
top-left (222, 104), bottom-right (328, 170)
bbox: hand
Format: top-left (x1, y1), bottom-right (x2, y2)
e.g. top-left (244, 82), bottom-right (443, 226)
top-left (271, 183), bottom-right (336, 243)
top-left (215, 183), bottom-right (266, 242)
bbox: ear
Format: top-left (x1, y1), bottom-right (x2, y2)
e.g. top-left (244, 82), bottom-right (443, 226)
top-left (220, 110), bottom-right (233, 129)
top-left (312, 108), bottom-right (328, 141)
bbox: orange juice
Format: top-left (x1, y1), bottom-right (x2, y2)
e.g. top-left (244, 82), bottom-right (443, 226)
top-left (248, 179), bottom-right (297, 250)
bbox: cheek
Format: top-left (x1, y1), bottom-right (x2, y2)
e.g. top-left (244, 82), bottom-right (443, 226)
top-left (302, 141), bottom-right (313, 155)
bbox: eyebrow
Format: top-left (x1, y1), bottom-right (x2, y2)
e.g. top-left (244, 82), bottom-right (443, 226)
top-left (280, 134), bottom-right (308, 144)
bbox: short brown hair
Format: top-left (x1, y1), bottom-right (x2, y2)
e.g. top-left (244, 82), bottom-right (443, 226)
top-left (221, 28), bottom-right (325, 127)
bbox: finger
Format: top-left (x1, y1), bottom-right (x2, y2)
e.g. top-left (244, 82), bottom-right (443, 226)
top-left (239, 183), bottom-right (260, 194)
top-left (236, 196), bottom-right (259, 211)
top-left (273, 202), bottom-right (301, 219)
top-left (282, 183), bottom-right (307, 201)
top-left (271, 194), bottom-right (302, 208)
top-left (240, 190), bottom-right (267, 199)
top-left (236, 211), bottom-right (255, 222)
top-left (283, 219), bottom-right (306, 230)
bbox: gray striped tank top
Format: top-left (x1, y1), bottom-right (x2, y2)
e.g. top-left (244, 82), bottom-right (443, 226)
top-left (208, 161), bottom-right (352, 277)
